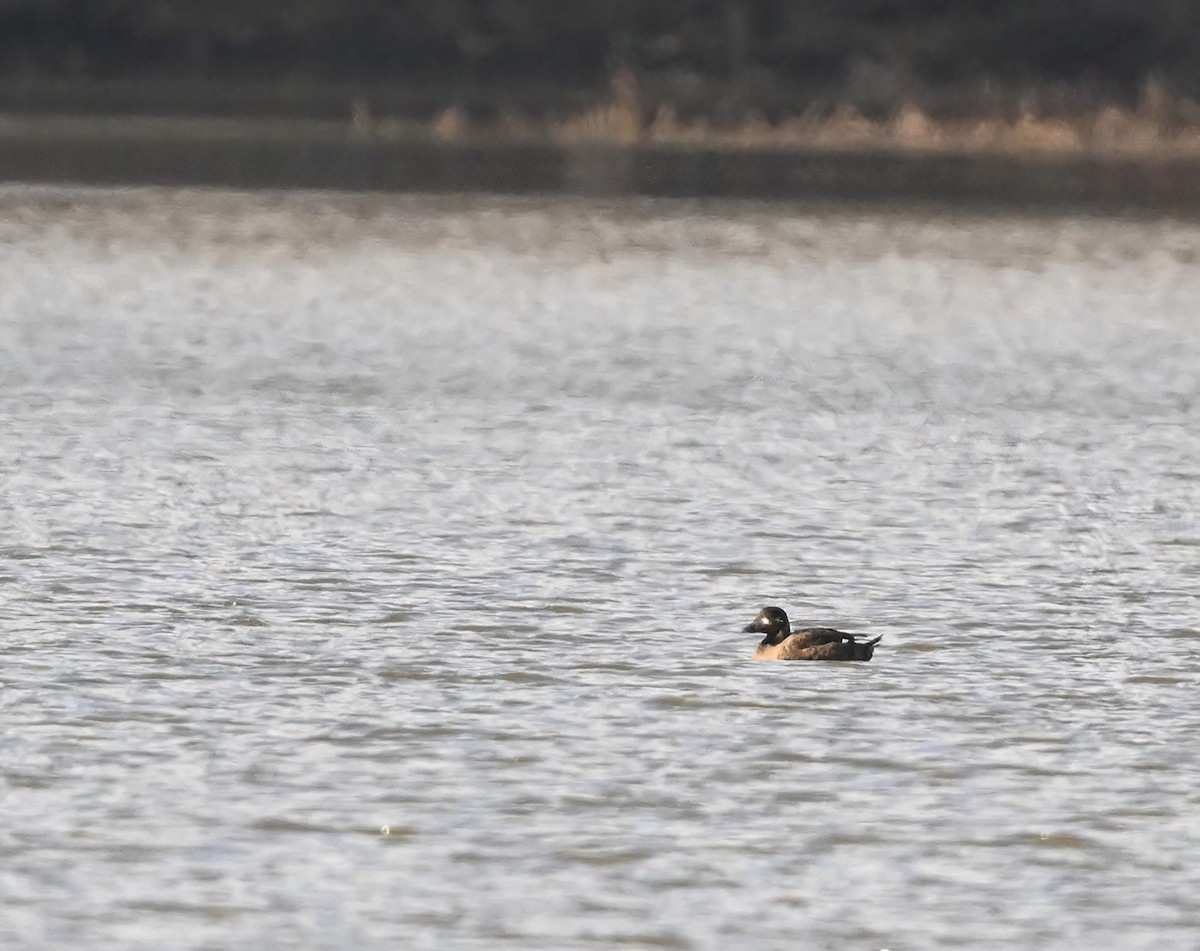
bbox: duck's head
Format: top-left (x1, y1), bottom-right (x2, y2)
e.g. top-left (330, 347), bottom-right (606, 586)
top-left (743, 606), bottom-right (791, 641)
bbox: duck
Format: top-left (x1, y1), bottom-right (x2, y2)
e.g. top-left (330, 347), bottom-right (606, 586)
top-left (743, 606), bottom-right (881, 661)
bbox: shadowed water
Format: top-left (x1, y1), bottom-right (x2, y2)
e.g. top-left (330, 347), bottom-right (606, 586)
top-left (1, 186), bottom-right (1198, 949)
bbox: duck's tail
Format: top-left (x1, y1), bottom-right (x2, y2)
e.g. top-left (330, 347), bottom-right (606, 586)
top-left (855, 634), bottom-right (883, 661)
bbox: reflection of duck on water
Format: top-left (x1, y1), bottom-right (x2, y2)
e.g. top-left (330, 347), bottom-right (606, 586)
top-left (743, 606), bottom-right (882, 661)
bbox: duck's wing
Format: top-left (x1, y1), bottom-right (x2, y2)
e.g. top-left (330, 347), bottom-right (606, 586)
top-left (788, 627), bottom-right (855, 647)
top-left (773, 632), bottom-right (881, 661)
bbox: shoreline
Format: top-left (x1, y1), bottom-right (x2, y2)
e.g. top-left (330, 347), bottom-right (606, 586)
top-left (6, 113), bottom-right (1200, 212)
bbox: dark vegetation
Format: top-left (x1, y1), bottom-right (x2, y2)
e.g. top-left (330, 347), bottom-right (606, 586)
top-left (2, 1), bottom-right (1200, 120)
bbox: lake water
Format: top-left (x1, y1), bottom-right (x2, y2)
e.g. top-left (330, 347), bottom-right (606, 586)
top-left (2, 185), bottom-right (1198, 949)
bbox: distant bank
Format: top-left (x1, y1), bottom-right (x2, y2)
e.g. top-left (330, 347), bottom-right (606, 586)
top-left (5, 113), bottom-right (1200, 212)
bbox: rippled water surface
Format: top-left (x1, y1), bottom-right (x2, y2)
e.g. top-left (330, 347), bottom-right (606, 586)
top-left (2, 186), bottom-right (1199, 949)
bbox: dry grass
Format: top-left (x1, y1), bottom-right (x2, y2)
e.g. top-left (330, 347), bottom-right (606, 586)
top-left (358, 73), bottom-right (1200, 157)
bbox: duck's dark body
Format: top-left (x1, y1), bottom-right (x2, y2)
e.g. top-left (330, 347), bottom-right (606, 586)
top-left (743, 607), bottom-right (881, 662)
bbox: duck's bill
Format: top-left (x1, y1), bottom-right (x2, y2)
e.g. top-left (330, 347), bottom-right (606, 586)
top-left (742, 622), bottom-right (758, 633)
